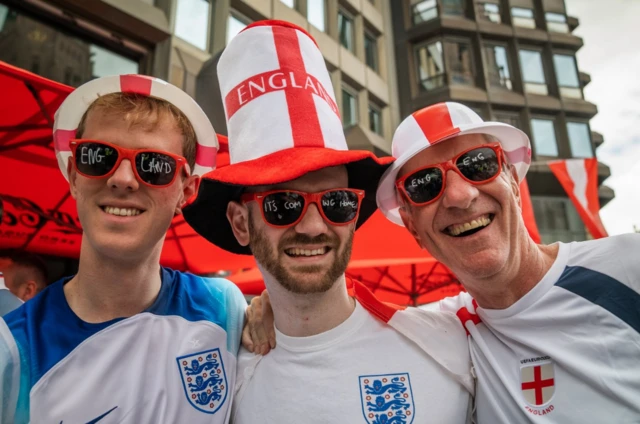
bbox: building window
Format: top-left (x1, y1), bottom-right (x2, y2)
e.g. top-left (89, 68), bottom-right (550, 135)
top-left (519, 49), bottom-right (548, 95)
top-left (175, 0), bottom-right (210, 50)
top-left (279, 0), bottom-right (296, 8)
top-left (342, 86), bottom-right (358, 127)
top-left (532, 196), bottom-right (587, 243)
top-left (530, 118), bottom-right (558, 157)
top-left (553, 54), bottom-right (582, 99)
top-left (411, 0), bottom-right (438, 25)
top-left (483, 43), bottom-right (512, 90)
top-left (368, 104), bottom-right (382, 135)
top-left (308, 0), bottom-right (326, 32)
top-left (338, 9), bottom-right (355, 53)
top-left (476, 2), bottom-right (501, 24)
top-left (415, 40), bottom-right (445, 91)
top-left (567, 122), bottom-right (593, 158)
top-left (442, 0), bottom-right (466, 17)
top-left (444, 39), bottom-right (475, 86)
top-left (0, 4), bottom-right (139, 87)
top-left (364, 31), bottom-right (379, 72)
top-left (546, 12), bottom-right (569, 33)
top-left (494, 111), bottom-right (521, 129)
top-left (511, 7), bottom-right (536, 29)
top-left (227, 10), bottom-right (250, 45)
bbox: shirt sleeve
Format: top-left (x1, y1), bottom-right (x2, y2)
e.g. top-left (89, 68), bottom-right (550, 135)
top-left (0, 318), bottom-right (28, 424)
top-left (224, 280), bottom-right (248, 357)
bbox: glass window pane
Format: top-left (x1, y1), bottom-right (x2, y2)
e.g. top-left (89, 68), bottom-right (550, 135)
top-left (494, 112), bottom-right (521, 129)
top-left (567, 122), bottom-right (593, 158)
top-left (89, 45), bottom-right (138, 79)
top-left (512, 7), bottom-right (536, 28)
top-left (412, 0), bottom-right (438, 24)
top-left (227, 12), bottom-right (249, 45)
top-left (531, 118), bottom-right (558, 156)
top-left (546, 12), bottom-right (569, 33)
top-left (342, 88), bottom-right (358, 127)
top-left (338, 11), bottom-right (354, 52)
top-left (553, 54), bottom-right (579, 87)
top-left (368, 105), bottom-right (382, 135)
top-left (365, 33), bottom-right (378, 71)
top-left (442, 0), bottom-right (465, 16)
top-left (175, 0), bottom-right (210, 50)
top-left (416, 41), bottom-right (445, 91)
top-left (280, 0), bottom-right (295, 8)
top-left (477, 3), bottom-right (501, 23)
top-left (0, 5), bottom-right (9, 32)
top-left (483, 44), bottom-right (512, 90)
top-left (519, 50), bottom-right (545, 83)
top-left (445, 40), bottom-right (474, 86)
top-left (308, 0), bottom-right (326, 32)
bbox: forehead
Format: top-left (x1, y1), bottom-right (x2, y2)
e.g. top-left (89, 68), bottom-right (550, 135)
top-left (398, 133), bottom-right (489, 179)
top-left (257, 166), bottom-right (348, 193)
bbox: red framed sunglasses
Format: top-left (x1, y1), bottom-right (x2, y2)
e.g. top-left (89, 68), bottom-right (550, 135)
top-left (396, 143), bottom-right (505, 206)
top-left (241, 189), bottom-right (365, 228)
top-left (70, 140), bottom-right (190, 188)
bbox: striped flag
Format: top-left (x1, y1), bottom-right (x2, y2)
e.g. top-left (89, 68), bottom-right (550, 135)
top-left (548, 158), bottom-right (608, 239)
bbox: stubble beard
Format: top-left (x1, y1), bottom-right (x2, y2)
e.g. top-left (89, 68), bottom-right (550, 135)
top-left (248, 212), bottom-right (353, 295)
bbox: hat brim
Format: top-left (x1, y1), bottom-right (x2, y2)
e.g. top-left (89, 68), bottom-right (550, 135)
top-left (184, 147), bottom-right (394, 254)
top-left (377, 122), bottom-right (531, 227)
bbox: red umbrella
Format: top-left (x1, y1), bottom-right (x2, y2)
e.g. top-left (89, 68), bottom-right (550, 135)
top-left (0, 61), bottom-right (253, 274)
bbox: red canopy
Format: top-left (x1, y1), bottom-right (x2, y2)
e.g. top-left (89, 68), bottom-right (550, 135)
top-left (0, 61), bottom-right (253, 274)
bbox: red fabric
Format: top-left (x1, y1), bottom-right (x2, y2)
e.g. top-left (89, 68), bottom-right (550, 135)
top-left (548, 159), bottom-right (608, 239)
top-left (119, 75), bottom-right (152, 96)
top-left (0, 61), bottom-right (254, 273)
top-left (351, 279), bottom-right (406, 323)
top-left (412, 103), bottom-right (460, 144)
top-left (519, 179), bottom-right (542, 243)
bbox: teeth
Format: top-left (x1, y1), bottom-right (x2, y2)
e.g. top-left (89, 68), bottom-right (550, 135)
top-left (448, 215), bottom-right (492, 236)
top-left (286, 247), bottom-right (328, 257)
top-left (104, 206), bottom-right (142, 217)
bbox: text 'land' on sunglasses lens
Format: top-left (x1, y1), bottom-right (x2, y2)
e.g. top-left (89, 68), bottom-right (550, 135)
top-left (72, 140), bottom-right (186, 187)
top-left (400, 144), bottom-right (502, 205)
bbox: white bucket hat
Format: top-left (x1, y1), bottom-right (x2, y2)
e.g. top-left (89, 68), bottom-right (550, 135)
top-left (377, 102), bottom-right (531, 226)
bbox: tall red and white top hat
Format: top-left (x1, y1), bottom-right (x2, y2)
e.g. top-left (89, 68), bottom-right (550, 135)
top-left (53, 74), bottom-right (219, 179)
top-left (184, 20), bottom-right (393, 254)
top-left (377, 102), bottom-right (532, 226)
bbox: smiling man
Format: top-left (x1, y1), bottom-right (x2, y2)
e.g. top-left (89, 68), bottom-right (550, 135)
top-left (184, 20), bottom-right (474, 424)
top-left (376, 102), bottom-right (640, 423)
top-left (0, 76), bottom-right (246, 423)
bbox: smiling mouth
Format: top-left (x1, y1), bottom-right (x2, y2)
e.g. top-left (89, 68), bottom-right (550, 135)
top-left (101, 206), bottom-right (144, 217)
top-left (284, 247), bottom-right (331, 258)
top-left (445, 214), bottom-right (494, 237)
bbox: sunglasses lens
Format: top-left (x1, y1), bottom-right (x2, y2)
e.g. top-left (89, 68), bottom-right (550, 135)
top-left (262, 192), bottom-right (305, 226)
top-left (456, 147), bottom-right (500, 182)
top-left (403, 167), bottom-right (444, 204)
top-left (320, 190), bottom-right (360, 224)
top-left (75, 142), bottom-right (119, 177)
top-left (135, 152), bottom-right (178, 186)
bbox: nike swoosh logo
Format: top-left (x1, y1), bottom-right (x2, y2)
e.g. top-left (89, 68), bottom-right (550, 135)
top-left (58, 406), bottom-right (118, 424)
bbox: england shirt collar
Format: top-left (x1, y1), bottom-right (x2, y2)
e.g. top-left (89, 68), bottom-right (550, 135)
top-left (274, 300), bottom-right (368, 352)
top-left (476, 242), bottom-right (571, 320)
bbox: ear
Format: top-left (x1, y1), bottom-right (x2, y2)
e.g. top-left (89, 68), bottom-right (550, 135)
top-left (68, 160), bottom-right (78, 200)
top-left (227, 201), bottom-right (251, 247)
top-left (175, 175), bottom-right (199, 215)
top-left (22, 280), bottom-right (38, 302)
top-left (507, 164), bottom-right (522, 209)
top-left (398, 205), bottom-right (424, 249)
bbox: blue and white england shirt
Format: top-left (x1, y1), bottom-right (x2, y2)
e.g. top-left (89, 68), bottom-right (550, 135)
top-left (440, 234), bottom-right (640, 423)
top-left (0, 267), bottom-right (247, 424)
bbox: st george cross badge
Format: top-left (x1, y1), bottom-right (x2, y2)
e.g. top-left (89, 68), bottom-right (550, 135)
top-left (176, 348), bottom-right (228, 414)
top-left (521, 361), bottom-right (555, 407)
top-left (359, 373), bottom-right (415, 424)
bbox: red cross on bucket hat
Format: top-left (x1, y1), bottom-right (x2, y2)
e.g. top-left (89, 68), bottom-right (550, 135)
top-left (183, 20), bottom-right (393, 254)
top-left (376, 102), bottom-right (531, 226)
top-left (53, 74), bottom-right (219, 179)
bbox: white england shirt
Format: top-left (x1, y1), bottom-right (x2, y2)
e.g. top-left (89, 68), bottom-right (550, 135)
top-left (0, 268), bottom-right (247, 424)
top-left (232, 299), bottom-right (473, 424)
top-left (440, 234), bottom-right (640, 423)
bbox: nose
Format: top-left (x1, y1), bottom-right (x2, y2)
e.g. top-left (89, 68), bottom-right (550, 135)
top-left (440, 169), bottom-right (479, 210)
top-left (106, 159), bottom-right (140, 191)
top-left (293, 203), bottom-right (329, 237)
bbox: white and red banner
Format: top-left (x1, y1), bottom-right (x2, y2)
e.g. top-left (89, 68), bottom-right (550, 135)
top-left (519, 179), bottom-right (542, 243)
top-left (548, 158), bottom-right (608, 239)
